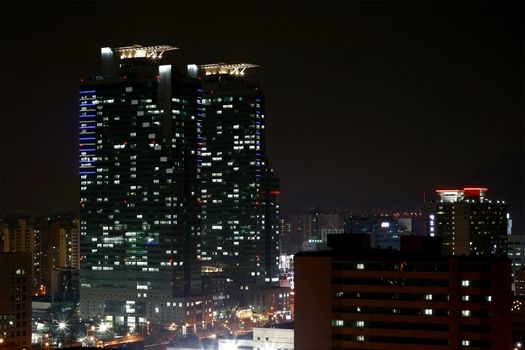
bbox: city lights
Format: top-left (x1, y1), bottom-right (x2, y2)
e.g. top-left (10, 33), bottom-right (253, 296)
top-left (0, 2), bottom-right (522, 349)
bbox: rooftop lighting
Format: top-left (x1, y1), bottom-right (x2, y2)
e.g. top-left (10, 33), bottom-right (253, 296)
top-left (198, 63), bottom-right (258, 76)
top-left (112, 44), bottom-right (178, 60)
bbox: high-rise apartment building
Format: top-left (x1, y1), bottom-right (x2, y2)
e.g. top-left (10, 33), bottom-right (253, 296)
top-left (195, 63), bottom-right (280, 293)
top-left (508, 234), bottom-right (525, 292)
top-left (425, 187), bottom-right (509, 256)
top-left (79, 45), bottom-right (208, 328)
top-left (40, 222), bottom-right (67, 294)
top-left (1, 220), bottom-right (40, 292)
top-left (79, 45), bottom-right (279, 327)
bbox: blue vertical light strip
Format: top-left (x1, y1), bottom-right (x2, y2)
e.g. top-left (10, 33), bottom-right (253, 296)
top-left (79, 90), bottom-right (97, 176)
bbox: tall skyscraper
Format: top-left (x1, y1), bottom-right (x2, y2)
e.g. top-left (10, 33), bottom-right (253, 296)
top-left (425, 187), bottom-right (509, 256)
top-left (195, 63), bottom-right (280, 294)
top-left (79, 45), bottom-right (209, 328)
top-left (79, 45), bottom-right (279, 327)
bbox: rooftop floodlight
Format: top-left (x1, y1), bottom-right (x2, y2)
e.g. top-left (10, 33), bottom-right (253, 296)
top-left (111, 44), bottom-right (178, 60)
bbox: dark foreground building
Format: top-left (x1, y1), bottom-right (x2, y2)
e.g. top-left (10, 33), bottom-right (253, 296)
top-left (425, 187), bottom-right (509, 256)
top-left (294, 236), bottom-right (512, 350)
top-left (0, 253), bottom-right (32, 349)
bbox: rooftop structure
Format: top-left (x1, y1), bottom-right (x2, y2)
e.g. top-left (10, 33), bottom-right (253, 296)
top-left (110, 44), bottom-right (178, 59)
top-left (436, 187), bottom-right (489, 203)
top-left (198, 63), bottom-right (258, 75)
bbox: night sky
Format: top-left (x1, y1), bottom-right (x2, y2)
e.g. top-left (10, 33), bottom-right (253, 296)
top-left (0, 2), bottom-right (523, 229)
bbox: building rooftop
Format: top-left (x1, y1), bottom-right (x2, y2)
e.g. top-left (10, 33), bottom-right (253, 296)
top-left (295, 235), bottom-right (510, 263)
top-left (110, 44), bottom-right (178, 59)
top-left (198, 63), bottom-right (258, 76)
top-left (260, 322), bottom-right (294, 330)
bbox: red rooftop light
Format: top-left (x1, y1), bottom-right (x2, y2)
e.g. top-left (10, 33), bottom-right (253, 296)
top-left (436, 187), bottom-right (488, 193)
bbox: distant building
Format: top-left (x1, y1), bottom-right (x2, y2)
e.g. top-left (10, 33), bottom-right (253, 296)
top-left (294, 235), bottom-right (512, 350)
top-left (344, 215), bottom-right (413, 250)
top-left (0, 214), bottom-right (81, 297)
top-left (281, 210), bottom-right (345, 255)
top-left (1, 220), bottom-right (40, 293)
top-left (69, 218), bottom-right (80, 269)
top-left (246, 286), bottom-right (293, 322)
top-left (79, 45), bottom-right (208, 328)
top-left (508, 234), bottom-right (525, 292)
top-left (425, 187), bottom-right (509, 256)
top-left (515, 268), bottom-right (525, 297)
top-left (512, 296), bottom-right (525, 343)
top-left (40, 222), bottom-right (67, 295)
top-left (0, 252), bottom-right (32, 349)
top-left (0, 224), bottom-right (10, 252)
top-left (217, 323), bottom-right (294, 350)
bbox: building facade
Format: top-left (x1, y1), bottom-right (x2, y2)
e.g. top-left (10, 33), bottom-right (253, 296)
top-left (196, 63), bottom-right (280, 295)
top-left (79, 45), bottom-right (279, 327)
top-left (508, 234), bottom-right (525, 293)
top-left (425, 187), bottom-right (509, 256)
top-left (1, 219), bottom-right (41, 293)
top-left (79, 45), bottom-right (206, 328)
top-left (294, 236), bottom-right (512, 350)
top-left (0, 252), bottom-right (32, 349)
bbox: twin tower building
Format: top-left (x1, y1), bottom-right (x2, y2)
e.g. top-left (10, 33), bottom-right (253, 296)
top-left (78, 45), bottom-right (280, 328)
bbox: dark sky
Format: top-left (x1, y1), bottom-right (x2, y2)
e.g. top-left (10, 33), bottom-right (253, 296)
top-left (0, 2), bottom-right (523, 228)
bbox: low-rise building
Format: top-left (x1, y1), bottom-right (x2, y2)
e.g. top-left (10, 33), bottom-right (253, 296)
top-left (295, 236), bottom-right (512, 350)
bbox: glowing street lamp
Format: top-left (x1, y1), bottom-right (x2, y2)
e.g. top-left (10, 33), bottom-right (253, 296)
top-left (98, 322), bottom-right (108, 333)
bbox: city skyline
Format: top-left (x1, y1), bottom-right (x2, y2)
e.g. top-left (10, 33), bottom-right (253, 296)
top-left (0, 2), bottom-right (523, 230)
